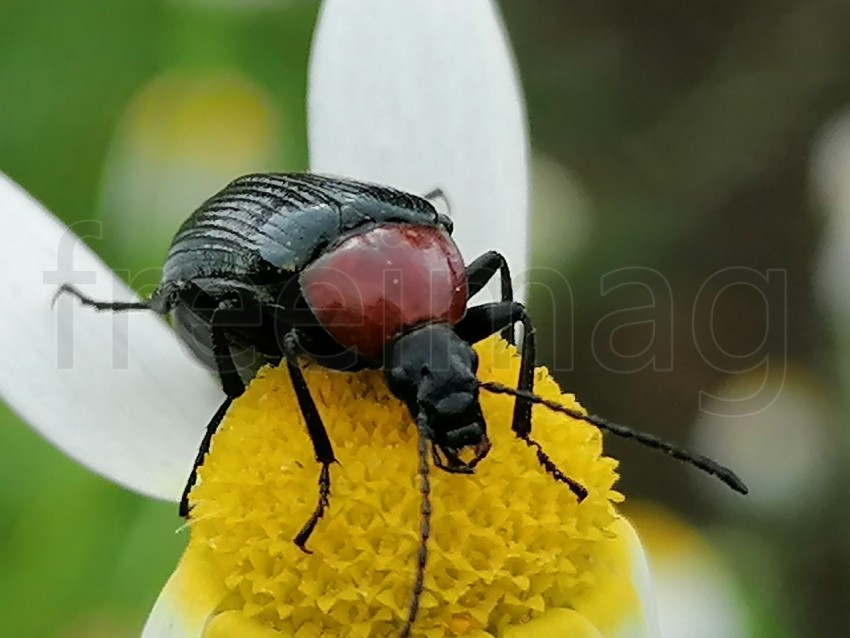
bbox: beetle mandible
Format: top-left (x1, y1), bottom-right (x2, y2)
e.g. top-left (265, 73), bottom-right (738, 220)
top-left (56, 173), bottom-right (747, 637)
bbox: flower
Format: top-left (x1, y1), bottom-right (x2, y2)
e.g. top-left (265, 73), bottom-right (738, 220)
top-left (626, 503), bottom-right (749, 638)
top-left (152, 339), bottom-right (654, 638)
top-left (0, 1), bottom-right (659, 637)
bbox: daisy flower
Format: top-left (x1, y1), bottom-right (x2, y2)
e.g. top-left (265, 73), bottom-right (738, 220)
top-left (0, 1), bottom-right (662, 636)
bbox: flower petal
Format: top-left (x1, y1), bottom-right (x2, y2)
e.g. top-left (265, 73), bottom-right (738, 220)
top-left (144, 343), bottom-right (659, 637)
top-left (145, 519), bottom-right (658, 638)
top-left (0, 173), bottom-right (222, 500)
top-left (503, 609), bottom-right (603, 637)
top-left (629, 503), bottom-right (747, 638)
top-left (614, 518), bottom-right (661, 638)
top-left (308, 0), bottom-right (529, 295)
top-left (141, 553), bottom-right (228, 638)
top-left (570, 518), bottom-right (660, 638)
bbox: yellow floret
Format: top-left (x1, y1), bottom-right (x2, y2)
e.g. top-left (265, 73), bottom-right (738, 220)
top-left (188, 336), bottom-right (626, 637)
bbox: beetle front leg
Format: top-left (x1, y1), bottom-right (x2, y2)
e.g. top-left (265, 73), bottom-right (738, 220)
top-left (284, 332), bottom-right (337, 553)
top-left (455, 301), bottom-right (588, 502)
top-left (431, 445), bottom-right (475, 474)
top-left (464, 251), bottom-right (515, 343)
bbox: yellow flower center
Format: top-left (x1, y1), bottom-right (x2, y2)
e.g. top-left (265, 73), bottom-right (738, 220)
top-left (187, 337), bottom-right (625, 636)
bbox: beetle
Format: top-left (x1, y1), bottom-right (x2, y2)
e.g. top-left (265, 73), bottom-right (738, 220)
top-left (56, 173), bottom-right (747, 637)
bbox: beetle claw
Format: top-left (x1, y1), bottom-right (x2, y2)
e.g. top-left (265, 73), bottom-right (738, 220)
top-left (469, 435), bottom-right (492, 469)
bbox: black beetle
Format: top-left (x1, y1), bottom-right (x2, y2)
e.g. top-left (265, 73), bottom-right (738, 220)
top-left (56, 173), bottom-right (747, 637)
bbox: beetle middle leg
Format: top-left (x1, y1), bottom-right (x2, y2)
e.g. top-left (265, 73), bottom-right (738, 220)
top-left (179, 289), bottom-right (248, 518)
top-left (455, 301), bottom-right (588, 501)
top-left (283, 332), bottom-right (337, 553)
top-left (464, 251), bottom-right (515, 344)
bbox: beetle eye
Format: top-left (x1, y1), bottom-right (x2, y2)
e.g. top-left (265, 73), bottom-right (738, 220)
top-left (420, 364), bottom-right (430, 377)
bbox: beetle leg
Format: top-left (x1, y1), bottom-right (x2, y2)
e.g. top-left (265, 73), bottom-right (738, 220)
top-left (52, 283), bottom-right (153, 312)
top-left (209, 301), bottom-right (249, 398)
top-left (178, 396), bottom-right (232, 517)
top-left (455, 301), bottom-right (588, 502)
top-left (179, 296), bottom-right (248, 518)
top-left (431, 446), bottom-right (475, 474)
top-left (454, 301), bottom-right (523, 347)
top-left (284, 332), bottom-right (337, 553)
top-left (421, 186), bottom-right (447, 206)
top-left (468, 435), bottom-right (492, 469)
top-left (463, 251), bottom-right (514, 343)
top-left (430, 444), bottom-right (446, 469)
top-left (421, 187), bottom-right (452, 228)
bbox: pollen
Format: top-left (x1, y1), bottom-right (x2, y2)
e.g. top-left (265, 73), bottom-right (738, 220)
top-left (188, 336), bottom-right (624, 637)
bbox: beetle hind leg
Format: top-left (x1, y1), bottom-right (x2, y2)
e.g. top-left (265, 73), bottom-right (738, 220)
top-left (180, 295), bottom-right (248, 518)
top-left (52, 283), bottom-right (153, 312)
top-left (179, 396), bottom-right (233, 517)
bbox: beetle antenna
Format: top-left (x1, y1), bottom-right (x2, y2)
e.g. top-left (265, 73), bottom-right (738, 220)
top-left (479, 381), bottom-right (748, 495)
top-left (52, 283), bottom-right (152, 312)
top-left (400, 413), bottom-right (432, 638)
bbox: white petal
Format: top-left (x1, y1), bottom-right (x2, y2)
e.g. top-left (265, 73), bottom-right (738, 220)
top-left (813, 111), bottom-right (850, 319)
top-left (613, 518), bottom-right (661, 638)
top-left (308, 0), bottom-right (529, 298)
top-left (652, 558), bottom-right (747, 638)
top-left (141, 572), bottom-right (203, 638)
top-left (558, 517), bottom-right (659, 638)
top-left (143, 554), bottom-right (281, 638)
top-left (145, 517), bottom-right (660, 637)
top-left (0, 173), bottom-right (222, 500)
top-left (141, 556), bottom-right (219, 638)
top-left (628, 504), bottom-right (749, 638)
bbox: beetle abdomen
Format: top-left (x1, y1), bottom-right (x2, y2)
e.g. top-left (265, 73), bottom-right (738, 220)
top-left (160, 173), bottom-right (446, 290)
top-left (299, 224), bottom-right (468, 359)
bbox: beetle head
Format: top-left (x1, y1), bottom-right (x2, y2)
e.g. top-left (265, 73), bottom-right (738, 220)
top-left (385, 323), bottom-right (487, 452)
